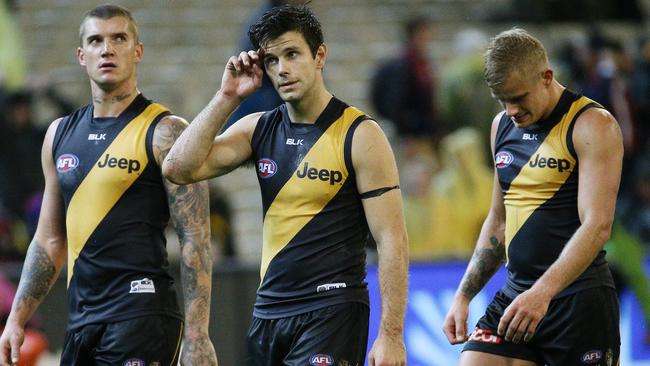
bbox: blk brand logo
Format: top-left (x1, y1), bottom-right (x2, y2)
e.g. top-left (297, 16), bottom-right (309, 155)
top-left (88, 133), bottom-right (106, 141)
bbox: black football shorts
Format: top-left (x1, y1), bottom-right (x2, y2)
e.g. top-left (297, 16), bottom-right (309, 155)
top-left (463, 286), bottom-right (620, 366)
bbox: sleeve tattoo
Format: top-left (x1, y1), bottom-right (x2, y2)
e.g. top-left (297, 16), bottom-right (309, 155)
top-left (154, 119), bottom-right (212, 331)
top-left (13, 241), bottom-right (57, 315)
top-left (459, 236), bottom-right (505, 299)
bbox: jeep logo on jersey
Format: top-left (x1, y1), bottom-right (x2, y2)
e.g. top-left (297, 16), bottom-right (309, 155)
top-left (528, 154), bottom-right (571, 172)
top-left (56, 154), bottom-right (79, 173)
top-left (123, 359), bottom-right (145, 366)
top-left (309, 354), bottom-right (334, 366)
top-left (495, 151), bottom-right (513, 169)
top-left (581, 350), bottom-right (603, 364)
top-left (97, 154), bottom-right (141, 174)
top-left (296, 162), bottom-right (343, 185)
top-left (258, 158), bottom-right (277, 178)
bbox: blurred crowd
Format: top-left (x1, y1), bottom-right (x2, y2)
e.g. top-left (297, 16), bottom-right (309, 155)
top-left (0, 0), bottom-right (649, 359)
top-left (0, 5), bottom-right (648, 269)
top-left (369, 20), bottom-right (650, 263)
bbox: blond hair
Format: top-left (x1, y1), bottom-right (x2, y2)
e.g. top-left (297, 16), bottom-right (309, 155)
top-left (484, 28), bottom-right (548, 88)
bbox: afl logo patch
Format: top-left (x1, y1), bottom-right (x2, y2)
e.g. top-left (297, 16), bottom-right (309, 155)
top-left (258, 158), bottom-right (277, 178)
top-left (309, 354), bottom-right (334, 366)
top-left (495, 151), bottom-right (514, 169)
top-left (580, 350), bottom-right (603, 364)
top-left (56, 154), bottom-right (79, 173)
top-left (123, 359), bottom-right (145, 366)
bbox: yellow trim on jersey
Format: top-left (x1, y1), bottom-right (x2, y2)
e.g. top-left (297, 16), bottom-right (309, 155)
top-left (169, 320), bottom-right (184, 366)
top-left (66, 103), bottom-right (168, 285)
top-left (259, 107), bottom-right (365, 280)
top-left (504, 97), bottom-right (593, 255)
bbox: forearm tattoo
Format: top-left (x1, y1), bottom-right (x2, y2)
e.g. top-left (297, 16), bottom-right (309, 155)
top-left (181, 335), bottom-right (216, 365)
top-left (459, 236), bottom-right (505, 299)
top-left (13, 241), bottom-right (57, 314)
top-left (154, 117), bottom-right (212, 331)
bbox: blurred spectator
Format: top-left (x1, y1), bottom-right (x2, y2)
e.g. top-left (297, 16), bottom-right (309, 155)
top-left (405, 128), bottom-right (491, 261)
top-left (440, 29), bottom-right (497, 166)
top-left (0, 78), bottom-right (75, 258)
top-left (225, 0), bottom-right (305, 128)
top-left (209, 185), bottom-right (236, 261)
top-left (0, 0), bottom-right (27, 89)
top-left (0, 90), bottom-right (46, 220)
top-left (575, 29), bottom-right (613, 109)
top-left (619, 156), bottom-right (650, 246)
top-left (631, 35), bottom-right (650, 152)
top-left (370, 16), bottom-right (441, 149)
top-left (609, 40), bottom-right (642, 194)
top-left (493, 0), bottom-right (643, 22)
top-left (573, 31), bottom-right (641, 197)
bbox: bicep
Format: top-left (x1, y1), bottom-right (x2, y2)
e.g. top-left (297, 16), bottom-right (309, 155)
top-left (200, 113), bottom-right (260, 179)
top-left (352, 120), bottom-right (405, 242)
top-left (487, 113), bottom-right (506, 229)
top-left (152, 116), bottom-right (211, 237)
top-left (574, 109), bottom-right (623, 223)
top-left (33, 120), bottom-right (67, 262)
top-left (352, 120), bottom-right (400, 194)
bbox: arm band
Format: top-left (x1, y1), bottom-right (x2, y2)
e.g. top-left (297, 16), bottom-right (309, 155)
top-left (359, 185), bottom-right (400, 199)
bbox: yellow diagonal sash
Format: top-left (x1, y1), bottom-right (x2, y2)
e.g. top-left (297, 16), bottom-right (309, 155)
top-left (504, 98), bottom-right (592, 257)
top-left (66, 103), bottom-right (167, 285)
top-left (259, 107), bottom-right (364, 280)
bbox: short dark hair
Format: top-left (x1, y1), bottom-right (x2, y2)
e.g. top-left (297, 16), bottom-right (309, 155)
top-left (79, 4), bottom-right (139, 45)
top-left (248, 4), bottom-right (324, 58)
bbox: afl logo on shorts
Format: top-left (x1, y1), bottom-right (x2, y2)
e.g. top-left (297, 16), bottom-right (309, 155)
top-left (309, 354), bottom-right (334, 366)
top-left (258, 158), bottom-right (277, 178)
top-left (580, 350), bottom-right (603, 364)
top-left (495, 151), bottom-right (514, 169)
top-left (56, 154), bottom-right (79, 173)
top-left (123, 359), bottom-right (145, 366)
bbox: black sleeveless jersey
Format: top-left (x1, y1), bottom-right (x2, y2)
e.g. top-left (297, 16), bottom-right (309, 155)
top-left (494, 89), bottom-right (615, 298)
top-left (52, 94), bottom-right (182, 330)
top-left (251, 97), bottom-right (371, 319)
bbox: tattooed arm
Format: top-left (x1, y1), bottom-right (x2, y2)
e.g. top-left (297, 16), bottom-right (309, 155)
top-left (1, 119), bottom-right (67, 366)
top-left (442, 113), bottom-right (507, 345)
top-left (162, 49), bottom-right (263, 185)
top-left (154, 116), bottom-right (218, 366)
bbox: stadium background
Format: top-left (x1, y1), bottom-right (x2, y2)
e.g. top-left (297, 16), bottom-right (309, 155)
top-left (1, 0), bottom-right (650, 365)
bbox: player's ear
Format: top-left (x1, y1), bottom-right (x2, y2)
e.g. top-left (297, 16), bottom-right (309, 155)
top-left (542, 69), bottom-right (553, 86)
top-left (315, 43), bottom-right (327, 70)
top-left (77, 47), bottom-right (86, 66)
top-left (134, 42), bottom-right (144, 64)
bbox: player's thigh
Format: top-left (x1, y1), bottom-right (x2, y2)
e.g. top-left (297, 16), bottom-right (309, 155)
top-left (94, 315), bottom-right (183, 366)
top-left (284, 302), bottom-right (369, 366)
top-left (462, 290), bottom-right (542, 364)
top-left (59, 323), bottom-right (105, 366)
top-left (460, 350), bottom-right (539, 366)
top-left (536, 286), bottom-right (620, 366)
top-left (245, 317), bottom-right (288, 366)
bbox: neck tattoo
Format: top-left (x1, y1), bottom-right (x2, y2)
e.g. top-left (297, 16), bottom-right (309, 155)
top-left (93, 92), bottom-right (133, 104)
